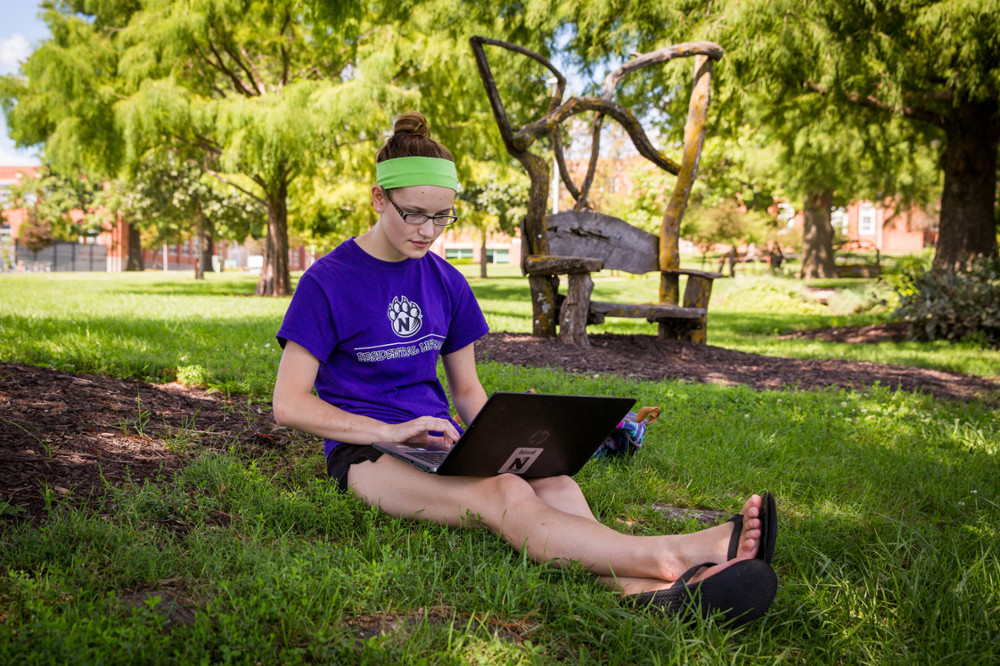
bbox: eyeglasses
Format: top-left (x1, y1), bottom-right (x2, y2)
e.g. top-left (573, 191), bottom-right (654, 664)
top-left (382, 189), bottom-right (459, 226)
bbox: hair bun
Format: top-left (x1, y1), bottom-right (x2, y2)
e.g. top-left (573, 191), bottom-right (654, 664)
top-left (394, 112), bottom-right (430, 138)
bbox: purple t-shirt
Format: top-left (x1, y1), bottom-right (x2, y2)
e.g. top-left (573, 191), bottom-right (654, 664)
top-left (277, 238), bottom-right (489, 458)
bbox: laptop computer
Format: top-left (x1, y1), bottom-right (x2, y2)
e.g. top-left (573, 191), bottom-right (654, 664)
top-left (373, 392), bottom-right (635, 477)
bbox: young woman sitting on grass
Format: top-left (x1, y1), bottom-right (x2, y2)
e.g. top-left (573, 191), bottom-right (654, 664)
top-left (272, 112), bottom-right (779, 626)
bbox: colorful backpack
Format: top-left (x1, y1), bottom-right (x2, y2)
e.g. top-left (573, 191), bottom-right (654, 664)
top-left (592, 406), bottom-right (661, 459)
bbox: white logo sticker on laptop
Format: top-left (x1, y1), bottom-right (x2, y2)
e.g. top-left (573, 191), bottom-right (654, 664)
top-left (498, 447), bottom-right (544, 475)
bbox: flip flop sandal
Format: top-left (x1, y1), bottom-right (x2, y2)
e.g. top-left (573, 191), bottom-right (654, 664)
top-left (626, 558), bottom-right (778, 628)
top-left (726, 491), bottom-right (778, 564)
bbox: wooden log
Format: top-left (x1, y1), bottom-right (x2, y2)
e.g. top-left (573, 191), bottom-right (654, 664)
top-left (662, 267), bottom-right (724, 280)
top-left (682, 275), bottom-right (714, 310)
top-left (546, 211), bottom-right (658, 274)
top-left (661, 54), bottom-right (715, 273)
top-left (660, 272), bottom-right (680, 307)
top-left (528, 274), bottom-right (559, 337)
top-left (559, 273), bottom-right (594, 347)
top-left (679, 274), bottom-right (715, 343)
top-left (590, 301), bottom-right (705, 321)
top-left (658, 318), bottom-right (700, 340)
top-left (523, 254), bottom-right (604, 275)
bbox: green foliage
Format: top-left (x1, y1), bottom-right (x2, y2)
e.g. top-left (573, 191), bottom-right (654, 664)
top-left (109, 150), bottom-right (265, 247)
top-left (1, 166), bottom-right (106, 250)
top-left (683, 200), bottom-right (775, 259)
top-left (458, 178), bottom-right (529, 238)
top-left (894, 254), bottom-right (1000, 346)
top-left (14, 211), bottom-right (56, 253)
top-left (0, 1), bottom-right (128, 177)
top-left (600, 160), bottom-right (670, 234)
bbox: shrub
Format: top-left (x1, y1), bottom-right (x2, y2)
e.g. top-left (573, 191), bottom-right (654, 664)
top-left (893, 253), bottom-right (1000, 346)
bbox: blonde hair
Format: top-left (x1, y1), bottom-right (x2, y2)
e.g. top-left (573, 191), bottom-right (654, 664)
top-left (376, 111), bottom-right (454, 163)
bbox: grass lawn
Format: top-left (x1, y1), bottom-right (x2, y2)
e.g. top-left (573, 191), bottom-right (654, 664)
top-left (1, 269), bottom-right (998, 664)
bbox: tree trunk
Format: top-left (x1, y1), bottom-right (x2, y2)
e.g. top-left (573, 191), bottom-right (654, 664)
top-left (201, 218), bottom-right (215, 274)
top-left (126, 224), bottom-right (143, 271)
top-left (933, 99), bottom-right (1000, 272)
top-left (518, 153), bottom-right (555, 337)
top-left (799, 189), bottom-right (836, 279)
top-left (194, 208), bottom-right (205, 280)
top-left (256, 181), bottom-right (291, 296)
top-left (479, 226), bottom-right (488, 279)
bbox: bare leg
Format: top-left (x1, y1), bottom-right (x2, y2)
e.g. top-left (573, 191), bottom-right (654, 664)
top-left (349, 456), bottom-right (763, 591)
top-left (526, 475), bottom-right (763, 593)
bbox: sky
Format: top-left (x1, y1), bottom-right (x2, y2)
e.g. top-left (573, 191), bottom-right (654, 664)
top-left (1, 0), bottom-right (47, 166)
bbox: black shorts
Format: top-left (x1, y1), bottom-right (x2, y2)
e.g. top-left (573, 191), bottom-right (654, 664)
top-left (326, 443), bottom-right (384, 492)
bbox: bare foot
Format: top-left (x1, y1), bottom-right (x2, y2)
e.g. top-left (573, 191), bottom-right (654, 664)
top-left (657, 494), bottom-right (765, 580)
top-left (727, 494), bottom-right (763, 560)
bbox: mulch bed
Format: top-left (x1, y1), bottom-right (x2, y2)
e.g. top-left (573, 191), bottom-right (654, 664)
top-left (0, 364), bottom-right (302, 526)
top-left (3, 323), bottom-right (997, 525)
top-left (475, 327), bottom-right (999, 402)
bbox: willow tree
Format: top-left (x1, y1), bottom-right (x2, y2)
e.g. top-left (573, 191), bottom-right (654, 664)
top-left (703, 0), bottom-right (999, 272)
top-left (0, 2), bottom-right (124, 178)
top-left (2, 0), bottom-right (420, 295)
top-left (113, 0), bottom-right (426, 295)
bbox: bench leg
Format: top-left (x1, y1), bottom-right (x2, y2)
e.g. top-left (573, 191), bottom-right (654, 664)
top-left (682, 275), bottom-right (714, 344)
top-left (559, 273), bottom-right (594, 346)
top-left (528, 275), bottom-right (560, 338)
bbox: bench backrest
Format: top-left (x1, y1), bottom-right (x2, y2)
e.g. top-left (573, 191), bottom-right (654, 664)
top-left (546, 210), bottom-right (659, 274)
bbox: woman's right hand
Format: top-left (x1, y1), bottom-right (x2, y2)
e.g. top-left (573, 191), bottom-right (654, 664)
top-left (382, 416), bottom-right (461, 450)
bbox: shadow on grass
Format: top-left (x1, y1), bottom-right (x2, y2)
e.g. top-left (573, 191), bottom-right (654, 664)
top-left (113, 279), bottom-right (267, 298)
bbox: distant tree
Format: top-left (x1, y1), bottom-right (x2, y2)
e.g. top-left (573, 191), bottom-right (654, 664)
top-left (1, 1), bottom-right (421, 295)
top-left (556, 0), bottom-right (982, 274)
top-left (5, 167), bottom-right (104, 251)
top-left (458, 177), bottom-right (528, 278)
top-left (685, 200), bottom-right (774, 271)
top-left (16, 212), bottom-right (55, 253)
top-left (105, 152), bottom-right (265, 279)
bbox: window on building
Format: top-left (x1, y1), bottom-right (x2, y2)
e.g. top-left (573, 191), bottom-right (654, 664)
top-left (445, 247), bottom-right (474, 260)
top-left (858, 203), bottom-right (876, 236)
top-left (485, 248), bottom-right (509, 264)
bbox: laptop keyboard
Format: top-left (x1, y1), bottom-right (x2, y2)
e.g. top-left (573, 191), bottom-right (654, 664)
top-left (406, 449), bottom-right (449, 465)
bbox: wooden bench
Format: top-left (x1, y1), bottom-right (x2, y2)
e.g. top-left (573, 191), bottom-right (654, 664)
top-left (471, 36), bottom-right (724, 346)
top-left (524, 210), bottom-right (720, 345)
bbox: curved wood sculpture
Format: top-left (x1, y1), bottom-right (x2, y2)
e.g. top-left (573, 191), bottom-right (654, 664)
top-left (470, 36), bottom-right (723, 343)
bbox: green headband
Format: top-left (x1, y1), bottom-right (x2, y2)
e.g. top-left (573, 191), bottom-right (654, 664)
top-left (376, 156), bottom-right (459, 192)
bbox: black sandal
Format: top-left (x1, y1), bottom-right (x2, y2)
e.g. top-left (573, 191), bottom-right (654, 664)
top-left (626, 558), bottom-right (778, 628)
top-left (726, 491), bottom-right (777, 563)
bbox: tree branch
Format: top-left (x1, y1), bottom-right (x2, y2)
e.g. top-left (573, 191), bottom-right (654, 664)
top-left (280, 8), bottom-right (292, 88)
top-left (195, 41), bottom-right (256, 97)
top-left (516, 96), bottom-right (682, 175)
top-left (602, 41), bottom-right (724, 101)
top-left (808, 82), bottom-right (947, 128)
top-left (198, 165), bottom-right (267, 206)
top-left (237, 46), bottom-right (268, 95)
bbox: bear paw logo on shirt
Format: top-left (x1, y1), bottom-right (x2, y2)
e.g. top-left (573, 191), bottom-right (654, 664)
top-left (388, 296), bottom-right (422, 338)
